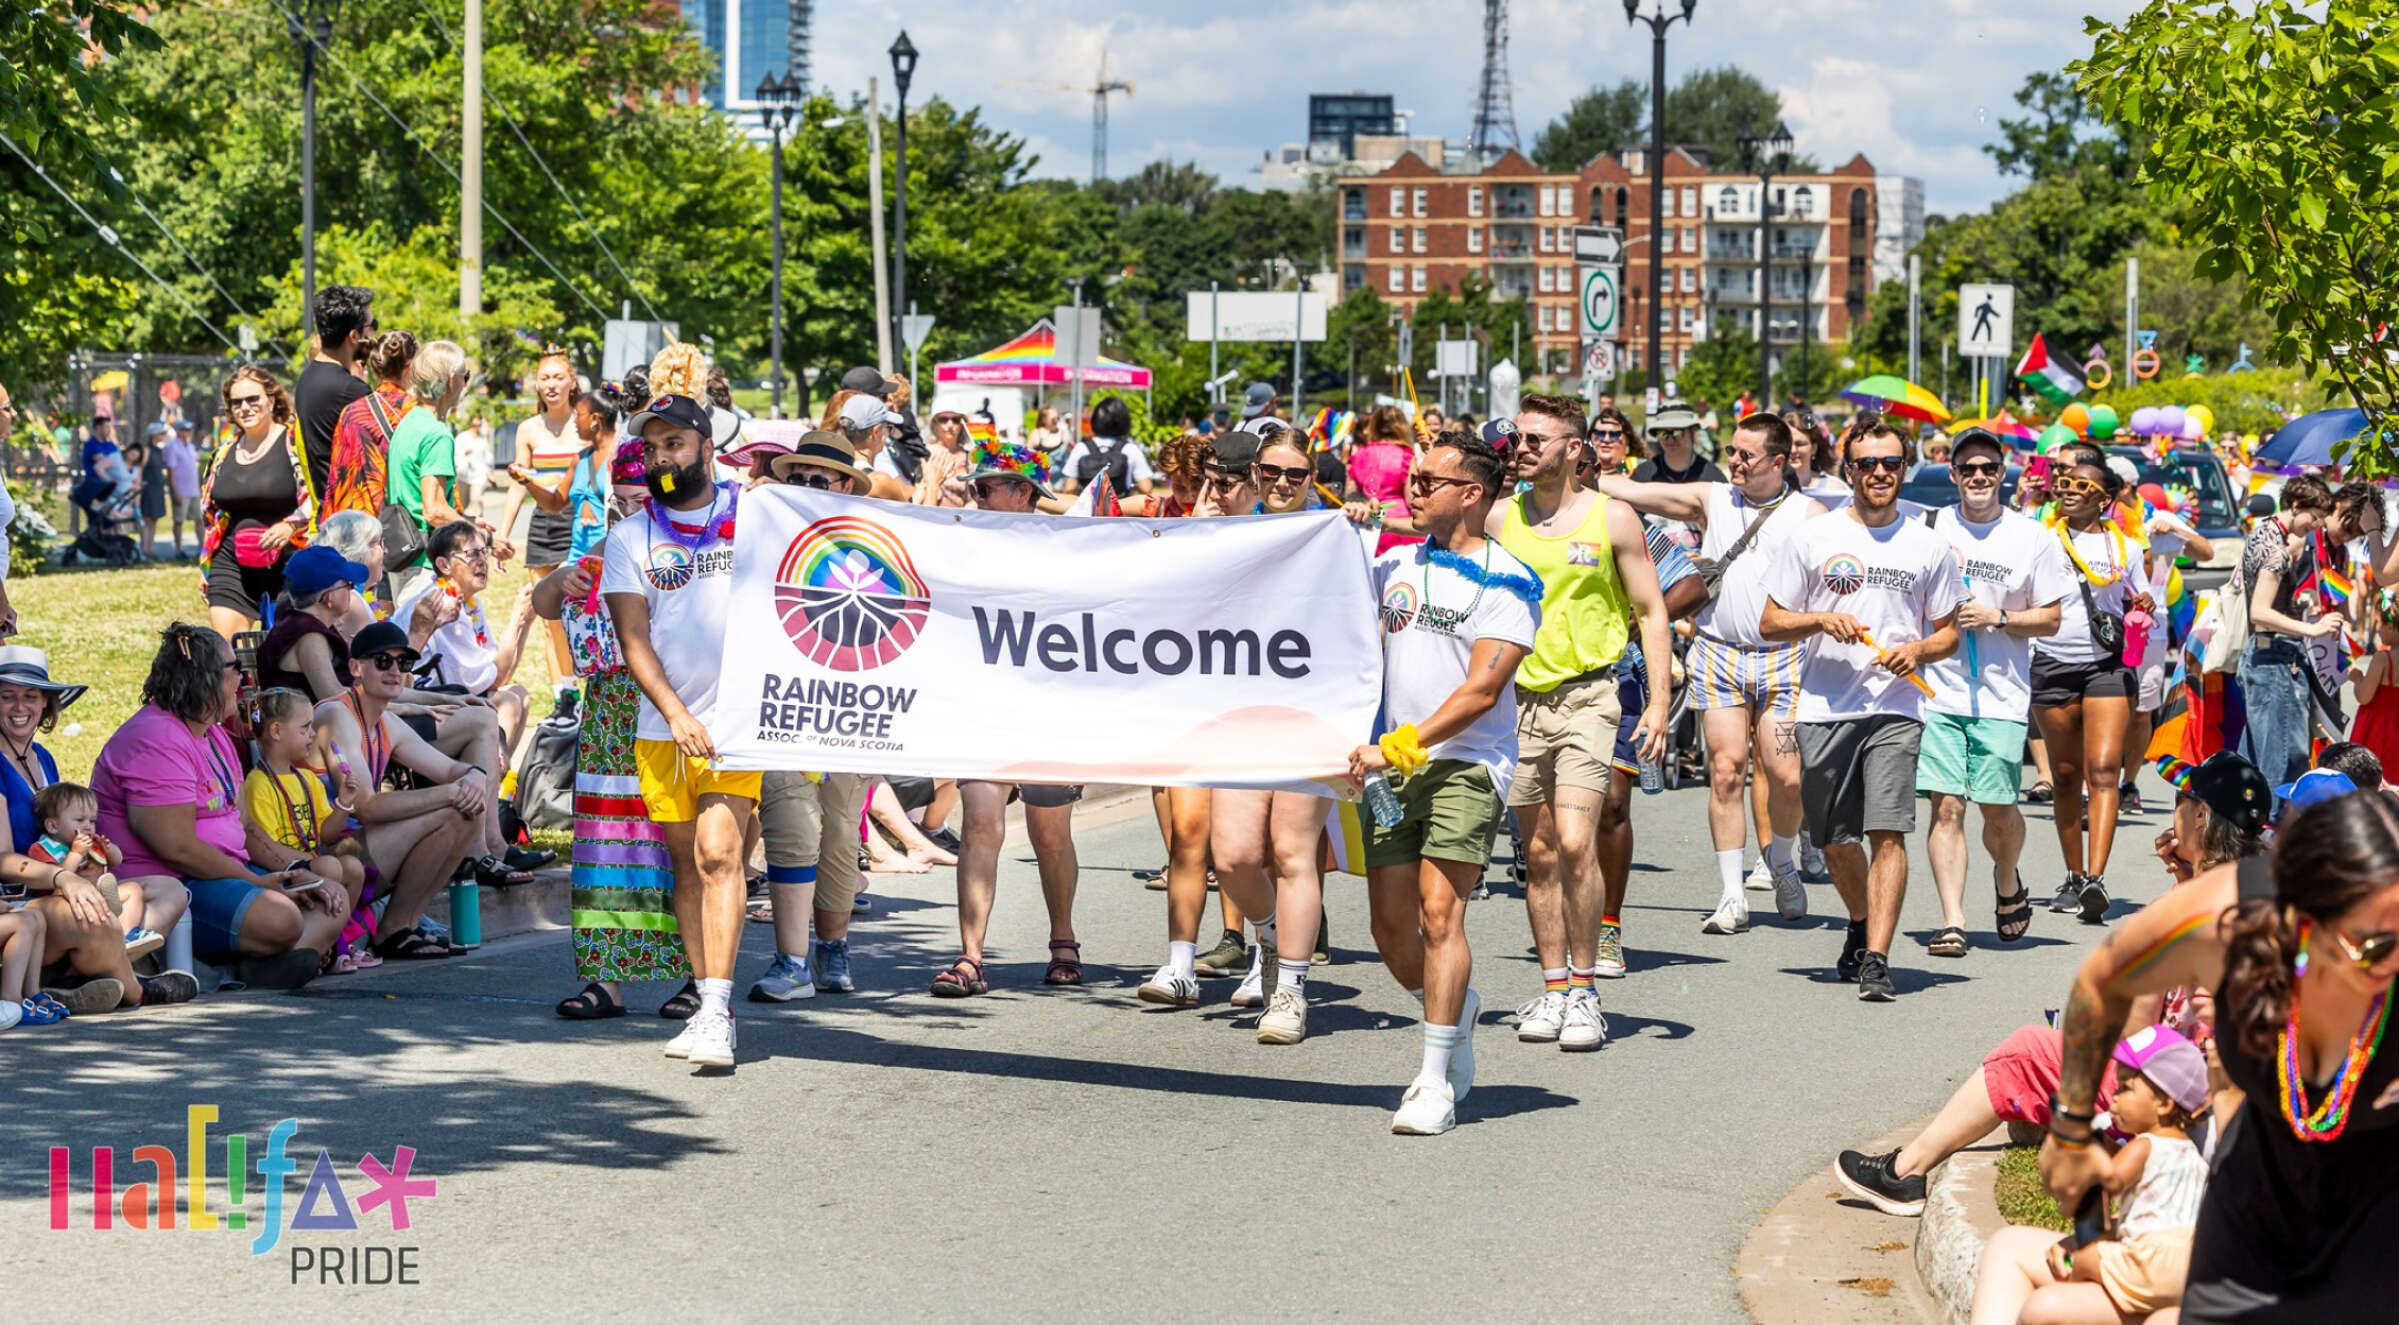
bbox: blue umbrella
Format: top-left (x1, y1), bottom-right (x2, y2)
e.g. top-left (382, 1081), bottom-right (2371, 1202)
top-left (2255, 408), bottom-right (2370, 470)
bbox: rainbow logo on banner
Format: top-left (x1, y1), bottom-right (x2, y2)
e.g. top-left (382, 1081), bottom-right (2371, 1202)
top-left (776, 517), bottom-right (933, 672)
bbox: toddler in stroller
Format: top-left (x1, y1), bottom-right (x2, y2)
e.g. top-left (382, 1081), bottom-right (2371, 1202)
top-left (65, 448), bottom-right (142, 567)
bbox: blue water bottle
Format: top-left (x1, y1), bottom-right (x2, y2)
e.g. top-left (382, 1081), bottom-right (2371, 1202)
top-left (447, 878), bottom-right (483, 948)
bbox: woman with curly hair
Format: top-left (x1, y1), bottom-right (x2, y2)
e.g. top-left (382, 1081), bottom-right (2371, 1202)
top-left (2041, 788), bottom-right (2399, 1317)
top-left (200, 365), bottom-right (317, 641)
top-left (1120, 432), bottom-right (1209, 517)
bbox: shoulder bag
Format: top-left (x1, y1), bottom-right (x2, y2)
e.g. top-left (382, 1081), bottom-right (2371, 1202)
top-left (364, 392), bottom-right (429, 569)
top-left (1691, 489), bottom-right (1788, 606)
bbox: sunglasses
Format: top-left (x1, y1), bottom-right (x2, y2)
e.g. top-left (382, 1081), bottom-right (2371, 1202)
top-left (1407, 472), bottom-right (1477, 497)
top-left (776, 468), bottom-right (838, 490)
top-left (1847, 455), bottom-right (1908, 474)
top-left (1953, 460), bottom-right (2004, 478)
top-left (1253, 462), bottom-right (1311, 487)
top-left (2051, 476), bottom-right (2104, 497)
top-left (971, 478), bottom-right (1028, 500)
top-left (1590, 430), bottom-right (1626, 444)
top-left (2326, 924), bottom-right (2399, 972)
top-left (1204, 471), bottom-right (1249, 490)
top-left (362, 652), bottom-right (413, 672)
top-left (227, 395), bottom-right (269, 410)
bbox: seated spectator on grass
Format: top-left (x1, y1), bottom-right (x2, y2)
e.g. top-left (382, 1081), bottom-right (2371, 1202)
top-left (94, 624), bottom-right (348, 989)
top-left (313, 620), bottom-right (505, 959)
top-left (392, 521), bottom-right (534, 751)
top-left (1831, 752), bottom-right (2268, 1217)
top-left (256, 545), bottom-right (372, 697)
top-left (1968, 1027), bottom-right (2212, 1325)
top-left (240, 688), bottom-right (374, 972)
top-left (0, 646), bottom-right (192, 1010)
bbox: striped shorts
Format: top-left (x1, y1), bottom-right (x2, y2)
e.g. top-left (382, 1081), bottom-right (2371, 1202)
top-left (1687, 633), bottom-right (1803, 717)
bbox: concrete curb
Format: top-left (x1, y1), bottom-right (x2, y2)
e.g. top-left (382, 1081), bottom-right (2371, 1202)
top-left (1738, 1120), bottom-right (1941, 1324)
top-left (1912, 1127), bottom-right (2011, 1325)
top-left (422, 783), bottom-right (1158, 943)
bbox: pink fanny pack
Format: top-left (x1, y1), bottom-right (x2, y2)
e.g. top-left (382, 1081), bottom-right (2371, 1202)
top-left (232, 526), bottom-right (278, 569)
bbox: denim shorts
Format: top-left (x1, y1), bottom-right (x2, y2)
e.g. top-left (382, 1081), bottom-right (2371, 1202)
top-left (187, 868), bottom-right (271, 961)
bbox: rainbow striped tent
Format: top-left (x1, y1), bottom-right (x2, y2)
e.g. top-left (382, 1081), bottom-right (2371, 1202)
top-left (934, 318), bottom-right (1153, 390)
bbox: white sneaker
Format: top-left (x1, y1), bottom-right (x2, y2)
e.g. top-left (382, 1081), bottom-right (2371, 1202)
top-left (1800, 835), bottom-right (1828, 880)
top-left (664, 1016), bottom-right (702, 1058)
top-left (1515, 988), bottom-right (1568, 1042)
top-left (1229, 946), bottom-right (1270, 1008)
top-left (1701, 895), bottom-right (1750, 934)
top-left (1391, 1076), bottom-right (1457, 1136)
top-left (683, 1010), bottom-right (737, 1068)
top-left (1257, 987), bottom-right (1308, 1044)
top-left (1449, 988), bottom-right (1480, 1102)
top-left (1559, 988), bottom-right (1608, 1052)
top-left (1744, 857), bottom-right (1774, 892)
top-left (1136, 965), bottom-right (1199, 1007)
top-left (1772, 864), bottom-right (1809, 921)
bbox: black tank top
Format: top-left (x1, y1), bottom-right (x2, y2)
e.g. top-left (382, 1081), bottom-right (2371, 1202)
top-left (2188, 854), bottom-right (2399, 1308)
top-left (213, 432), bottom-right (302, 530)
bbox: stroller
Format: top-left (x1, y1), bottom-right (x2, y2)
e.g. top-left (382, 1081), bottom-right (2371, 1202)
top-left (62, 467), bottom-right (142, 567)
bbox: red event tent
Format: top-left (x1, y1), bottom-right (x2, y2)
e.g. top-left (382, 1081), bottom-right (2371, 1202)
top-left (934, 318), bottom-right (1153, 390)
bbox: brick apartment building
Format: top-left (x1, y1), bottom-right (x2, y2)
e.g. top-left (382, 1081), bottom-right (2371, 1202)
top-left (1337, 147), bottom-right (1881, 383)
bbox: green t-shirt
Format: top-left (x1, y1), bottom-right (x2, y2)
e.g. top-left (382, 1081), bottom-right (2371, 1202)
top-left (386, 408), bottom-right (457, 525)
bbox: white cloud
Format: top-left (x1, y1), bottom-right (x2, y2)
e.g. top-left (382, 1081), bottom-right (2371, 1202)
top-left (807, 0), bottom-right (2140, 214)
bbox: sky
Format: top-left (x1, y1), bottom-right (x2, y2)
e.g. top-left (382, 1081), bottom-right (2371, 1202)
top-left (807, 0), bottom-right (2143, 217)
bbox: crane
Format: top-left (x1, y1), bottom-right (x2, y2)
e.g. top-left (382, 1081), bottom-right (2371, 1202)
top-left (1001, 49), bottom-right (1134, 182)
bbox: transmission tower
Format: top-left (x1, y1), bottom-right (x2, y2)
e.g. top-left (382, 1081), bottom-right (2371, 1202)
top-left (1469, 0), bottom-right (1519, 164)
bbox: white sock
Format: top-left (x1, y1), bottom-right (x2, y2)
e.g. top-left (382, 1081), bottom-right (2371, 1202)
top-left (1243, 943), bottom-right (1264, 978)
top-left (1168, 939), bottom-right (1197, 981)
top-left (1276, 958), bottom-right (1310, 996)
top-left (696, 977), bottom-right (732, 1018)
top-left (1254, 917), bottom-right (1278, 951)
top-left (1420, 1020), bottom-right (1462, 1083)
top-left (1716, 849), bottom-right (1745, 904)
top-left (1766, 834), bottom-right (1797, 872)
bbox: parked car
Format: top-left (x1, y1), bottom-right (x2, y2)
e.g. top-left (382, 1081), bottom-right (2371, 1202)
top-left (2106, 445), bottom-right (2243, 567)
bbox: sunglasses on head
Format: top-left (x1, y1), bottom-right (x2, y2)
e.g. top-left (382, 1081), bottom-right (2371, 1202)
top-left (1847, 455), bottom-right (1908, 474)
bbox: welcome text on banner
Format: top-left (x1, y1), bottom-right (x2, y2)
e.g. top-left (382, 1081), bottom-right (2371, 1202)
top-left (711, 489), bottom-right (1384, 794)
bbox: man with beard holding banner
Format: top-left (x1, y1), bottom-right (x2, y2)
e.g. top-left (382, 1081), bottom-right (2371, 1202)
top-left (603, 392), bottom-right (757, 1069)
top-left (1351, 434), bottom-right (1541, 1136)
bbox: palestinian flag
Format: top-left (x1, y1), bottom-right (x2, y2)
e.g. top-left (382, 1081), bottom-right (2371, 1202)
top-left (2014, 333), bottom-right (2084, 406)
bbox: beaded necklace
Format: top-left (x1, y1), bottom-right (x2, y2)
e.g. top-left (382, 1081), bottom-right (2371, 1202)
top-left (648, 481), bottom-right (737, 556)
top-left (437, 577), bottom-right (491, 647)
top-left (2277, 960), bottom-right (2395, 1143)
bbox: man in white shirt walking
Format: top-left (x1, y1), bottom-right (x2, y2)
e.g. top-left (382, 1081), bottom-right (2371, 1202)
top-left (1760, 420), bottom-right (1965, 1001)
top-left (1915, 429), bottom-right (2069, 954)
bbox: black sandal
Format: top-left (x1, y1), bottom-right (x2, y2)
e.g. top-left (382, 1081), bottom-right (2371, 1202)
top-left (1994, 875), bottom-right (2034, 943)
top-left (1928, 926), bottom-right (1969, 958)
top-left (472, 855), bottom-right (534, 887)
top-left (2024, 781), bottom-right (2054, 805)
top-left (374, 925), bottom-right (458, 961)
top-left (556, 982), bottom-right (625, 1020)
top-left (660, 980), bottom-right (700, 1020)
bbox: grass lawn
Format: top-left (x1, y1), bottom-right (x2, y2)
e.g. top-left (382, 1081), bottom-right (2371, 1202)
top-left (12, 547), bottom-right (558, 781)
top-left (1994, 1144), bottom-right (2071, 1233)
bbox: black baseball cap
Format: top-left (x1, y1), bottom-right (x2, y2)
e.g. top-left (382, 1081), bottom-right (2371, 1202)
top-left (350, 621), bottom-right (419, 665)
top-left (2187, 751), bottom-right (2272, 835)
top-left (1949, 427), bottom-right (2009, 464)
top-left (1208, 431), bottom-right (1261, 473)
top-left (1480, 418), bottom-right (1519, 450)
top-left (840, 366), bottom-right (890, 397)
top-left (627, 393), bottom-right (710, 439)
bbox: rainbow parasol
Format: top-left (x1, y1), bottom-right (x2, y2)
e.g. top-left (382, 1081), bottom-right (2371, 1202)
top-left (1839, 375), bottom-right (1952, 424)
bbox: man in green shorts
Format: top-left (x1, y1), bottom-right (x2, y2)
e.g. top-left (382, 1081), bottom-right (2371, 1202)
top-left (1914, 429), bottom-right (2069, 954)
top-left (1489, 393), bottom-right (1671, 1051)
top-left (1351, 434), bottom-right (1540, 1135)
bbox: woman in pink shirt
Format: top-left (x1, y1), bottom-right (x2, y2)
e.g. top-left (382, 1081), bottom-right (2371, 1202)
top-left (1345, 405), bottom-right (1422, 554)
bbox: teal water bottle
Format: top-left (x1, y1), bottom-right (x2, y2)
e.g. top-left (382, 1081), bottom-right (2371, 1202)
top-left (447, 878), bottom-right (482, 948)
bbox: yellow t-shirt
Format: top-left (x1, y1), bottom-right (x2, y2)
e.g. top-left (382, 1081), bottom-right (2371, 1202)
top-left (1495, 490), bottom-right (1633, 691)
top-left (242, 767), bottom-right (335, 853)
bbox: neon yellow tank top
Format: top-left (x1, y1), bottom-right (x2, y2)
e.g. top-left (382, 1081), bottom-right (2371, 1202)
top-left (1496, 490), bottom-right (1631, 691)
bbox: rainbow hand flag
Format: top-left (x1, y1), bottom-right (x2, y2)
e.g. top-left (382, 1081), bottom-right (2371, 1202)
top-left (2322, 564), bottom-right (2356, 611)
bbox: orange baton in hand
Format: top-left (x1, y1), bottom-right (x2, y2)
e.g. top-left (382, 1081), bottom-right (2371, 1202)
top-left (1855, 626), bottom-right (1936, 697)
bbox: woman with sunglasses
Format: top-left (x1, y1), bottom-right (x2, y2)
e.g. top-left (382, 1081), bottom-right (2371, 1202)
top-left (1584, 407), bottom-right (1644, 480)
top-left (1839, 750), bottom-right (2269, 1218)
top-left (2031, 446), bottom-right (2155, 924)
top-left (200, 366), bottom-right (317, 643)
top-left (2044, 789), bottom-right (2399, 1319)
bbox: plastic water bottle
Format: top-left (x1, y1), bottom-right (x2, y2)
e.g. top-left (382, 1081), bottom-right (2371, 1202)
top-left (1638, 752), bottom-right (1665, 795)
top-left (164, 912), bottom-right (194, 974)
top-left (447, 878), bottom-right (483, 948)
top-left (2123, 606), bottom-right (2154, 668)
top-left (1362, 772), bottom-right (1405, 828)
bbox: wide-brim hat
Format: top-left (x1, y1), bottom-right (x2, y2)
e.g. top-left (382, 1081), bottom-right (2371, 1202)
top-left (0, 646), bottom-right (88, 710)
top-left (1648, 406), bottom-right (1700, 431)
top-left (768, 430), bottom-right (875, 486)
top-left (719, 419), bottom-right (811, 469)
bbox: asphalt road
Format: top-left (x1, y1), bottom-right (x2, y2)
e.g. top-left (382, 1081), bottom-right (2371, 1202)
top-left (2, 776), bottom-right (2149, 1321)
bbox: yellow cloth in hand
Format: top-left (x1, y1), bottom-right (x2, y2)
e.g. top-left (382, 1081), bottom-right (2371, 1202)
top-left (1379, 724), bottom-right (1430, 777)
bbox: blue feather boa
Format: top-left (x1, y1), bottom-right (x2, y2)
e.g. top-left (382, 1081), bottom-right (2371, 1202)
top-left (1421, 540), bottom-right (1545, 606)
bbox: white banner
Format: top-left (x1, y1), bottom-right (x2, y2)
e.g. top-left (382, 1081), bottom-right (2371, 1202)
top-left (711, 489), bottom-right (1384, 793)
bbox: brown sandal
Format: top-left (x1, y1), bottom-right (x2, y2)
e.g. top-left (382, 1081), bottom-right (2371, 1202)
top-left (930, 955), bottom-right (987, 998)
top-left (1043, 939), bottom-right (1083, 987)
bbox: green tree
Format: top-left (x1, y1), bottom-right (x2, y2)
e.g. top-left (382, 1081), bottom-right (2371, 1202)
top-left (2076, 0), bottom-right (2398, 468)
top-left (1983, 71), bottom-right (2138, 181)
top-left (1663, 66), bottom-right (1789, 169)
top-left (1677, 325), bottom-right (1762, 412)
top-left (1531, 81), bottom-right (1644, 172)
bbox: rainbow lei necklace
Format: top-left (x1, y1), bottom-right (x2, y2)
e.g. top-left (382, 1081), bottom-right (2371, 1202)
top-left (2277, 973), bottom-right (2395, 1142)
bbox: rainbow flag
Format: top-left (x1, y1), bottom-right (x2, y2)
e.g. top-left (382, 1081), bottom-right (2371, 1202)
top-left (2322, 564), bottom-right (2356, 611)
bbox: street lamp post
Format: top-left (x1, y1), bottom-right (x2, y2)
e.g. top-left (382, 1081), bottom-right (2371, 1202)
top-left (888, 32), bottom-right (918, 367)
top-left (1737, 120), bottom-right (1793, 412)
top-left (287, 0), bottom-right (339, 336)
top-left (757, 72), bottom-right (801, 419)
top-left (1625, 0), bottom-right (1696, 404)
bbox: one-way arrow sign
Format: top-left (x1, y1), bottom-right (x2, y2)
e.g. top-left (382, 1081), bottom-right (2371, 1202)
top-left (1573, 226), bottom-right (1624, 265)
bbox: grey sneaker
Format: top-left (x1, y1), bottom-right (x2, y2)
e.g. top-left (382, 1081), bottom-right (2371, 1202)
top-left (1194, 930), bottom-right (1247, 978)
top-left (747, 952), bottom-right (816, 1002)
top-left (812, 938), bottom-right (855, 993)
top-left (1256, 987), bottom-right (1308, 1044)
top-left (1856, 951), bottom-right (1897, 1003)
top-left (2049, 873), bottom-right (2086, 913)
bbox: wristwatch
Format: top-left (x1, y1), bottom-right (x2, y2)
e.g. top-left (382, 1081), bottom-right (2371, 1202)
top-left (1998, 610), bottom-right (2010, 630)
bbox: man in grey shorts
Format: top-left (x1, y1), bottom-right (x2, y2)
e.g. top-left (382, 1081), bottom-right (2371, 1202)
top-left (1760, 420), bottom-right (1964, 1002)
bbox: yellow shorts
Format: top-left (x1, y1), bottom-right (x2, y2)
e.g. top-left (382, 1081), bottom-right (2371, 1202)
top-left (634, 739), bottom-right (763, 823)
